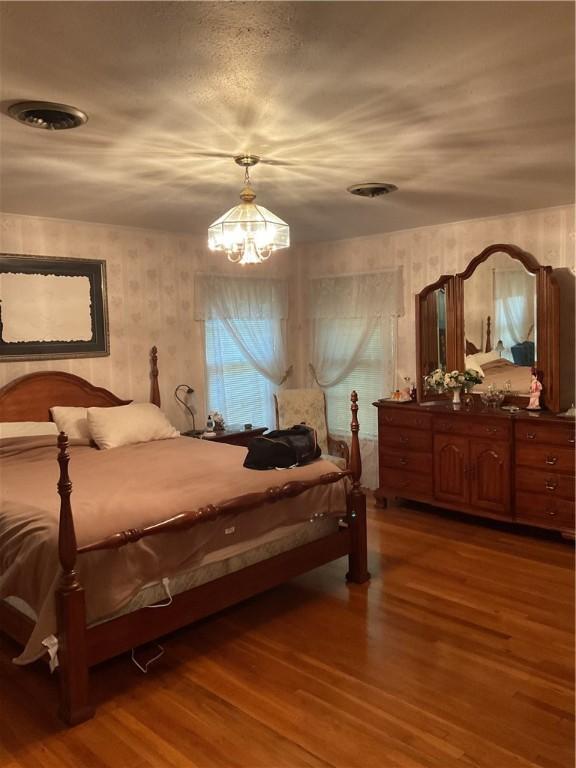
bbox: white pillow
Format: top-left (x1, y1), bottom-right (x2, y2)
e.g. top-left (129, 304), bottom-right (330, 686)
top-left (50, 406), bottom-right (91, 442)
top-left (465, 355), bottom-right (485, 376)
top-left (0, 421), bottom-right (59, 439)
top-left (87, 403), bottom-right (179, 450)
top-left (472, 350), bottom-right (501, 366)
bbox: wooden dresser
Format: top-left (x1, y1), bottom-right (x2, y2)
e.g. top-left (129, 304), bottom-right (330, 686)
top-left (374, 401), bottom-right (575, 538)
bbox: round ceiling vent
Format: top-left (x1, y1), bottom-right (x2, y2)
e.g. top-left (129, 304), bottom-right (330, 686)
top-left (347, 182), bottom-right (398, 198)
top-left (7, 101), bottom-right (88, 130)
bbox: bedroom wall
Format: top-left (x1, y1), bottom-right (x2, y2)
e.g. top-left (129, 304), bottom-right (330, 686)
top-left (0, 212), bottom-right (296, 429)
top-left (292, 204), bottom-right (576, 391)
top-left (2, 205), bottom-right (574, 436)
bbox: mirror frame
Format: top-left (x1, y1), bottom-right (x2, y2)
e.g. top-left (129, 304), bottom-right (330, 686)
top-left (416, 243), bottom-right (560, 411)
top-left (0, 254), bottom-right (110, 362)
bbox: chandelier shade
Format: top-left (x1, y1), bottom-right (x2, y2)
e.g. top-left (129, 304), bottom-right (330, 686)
top-left (208, 156), bottom-right (290, 265)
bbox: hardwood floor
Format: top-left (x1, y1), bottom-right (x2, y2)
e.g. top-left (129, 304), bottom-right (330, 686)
top-left (1, 497), bottom-right (574, 768)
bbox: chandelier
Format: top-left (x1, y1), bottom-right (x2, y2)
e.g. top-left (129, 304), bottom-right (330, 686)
top-left (208, 154), bottom-right (290, 265)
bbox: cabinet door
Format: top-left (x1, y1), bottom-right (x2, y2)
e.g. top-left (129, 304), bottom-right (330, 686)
top-left (470, 440), bottom-right (511, 517)
top-left (433, 434), bottom-right (469, 505)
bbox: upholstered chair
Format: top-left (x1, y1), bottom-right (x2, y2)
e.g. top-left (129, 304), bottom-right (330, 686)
top-left (273, 388), bottom-right (349, 470)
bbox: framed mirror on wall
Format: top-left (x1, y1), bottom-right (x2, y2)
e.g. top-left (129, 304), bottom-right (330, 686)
top-left (416, 244), bottom-right (571, 412)
top-left (0, 255), bottom-right (109, 361)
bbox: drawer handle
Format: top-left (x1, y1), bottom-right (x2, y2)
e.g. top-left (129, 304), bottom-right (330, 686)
top-left (545, 456), bottom-right (558, 465)
top-left (546, 509), bottom-right (557, 517)
top-left (399, 457), bottom-right (408, 465)
top-left (400, 436), bottom-right (408, 444)
top-left (485, 426), bottom-right (497, 433)
top-left (569, 437), bottom-right (575, 444)
top-left (526, 433), bottom-right (536, 439)
top-left (545, 480), bottom-right (558, 491)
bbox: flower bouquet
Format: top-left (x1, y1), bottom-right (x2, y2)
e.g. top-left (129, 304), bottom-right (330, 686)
top-left (424, 368), bottom-right (483, 405)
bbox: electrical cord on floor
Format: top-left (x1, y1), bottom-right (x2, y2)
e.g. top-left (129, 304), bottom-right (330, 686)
top-left (131, 644), bottom-right (165, 674)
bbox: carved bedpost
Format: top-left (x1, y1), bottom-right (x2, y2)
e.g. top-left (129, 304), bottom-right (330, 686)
top-left (55, 432), bottom-right (94, 725)
top-left (346, 392), bottom-right (370, 584)
top-left (150, 345), bottom-right (161, 407)
top-left (485, 315), bottom-right (492, 353)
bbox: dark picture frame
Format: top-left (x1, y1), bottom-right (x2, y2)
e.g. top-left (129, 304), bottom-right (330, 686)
top-left (0, 254), bottom-right (109, 361)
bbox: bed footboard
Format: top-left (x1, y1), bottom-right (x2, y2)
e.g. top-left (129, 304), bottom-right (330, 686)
top-left (51, 382), bottom-right (369, 725)
top-left (55, 433), bottom-right (94, 725)
top-left (346, 391), bottom-right (370, 584)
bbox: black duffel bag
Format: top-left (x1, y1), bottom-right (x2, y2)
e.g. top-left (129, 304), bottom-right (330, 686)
top-left (243, 424), bottom-right (321, 470)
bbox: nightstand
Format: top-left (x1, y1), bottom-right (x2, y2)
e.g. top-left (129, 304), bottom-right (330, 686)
top-left (181, 426), bottom-right (267, 448)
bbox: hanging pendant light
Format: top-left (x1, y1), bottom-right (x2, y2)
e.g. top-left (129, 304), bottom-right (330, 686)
top-left (208, 154), bottom-right (289, 265)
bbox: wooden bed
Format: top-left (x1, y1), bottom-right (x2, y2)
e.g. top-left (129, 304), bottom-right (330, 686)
top-left (466, 315), bottom-right (533, 394)
top-left (0, 347), bottom-right (369, 725)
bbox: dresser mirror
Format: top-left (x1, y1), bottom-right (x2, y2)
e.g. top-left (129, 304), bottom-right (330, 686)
top-left (418, 285), bottom-right (447, 376)
top-left (416, 243), bottom-right (571, 411)
top-left (463, 253), bottom-right (537, 396)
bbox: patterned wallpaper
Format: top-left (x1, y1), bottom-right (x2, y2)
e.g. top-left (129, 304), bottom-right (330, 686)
top-left (0, 213), bottom-right (294, 430)
top-left (293, 204), bottom-right (576, 389)
top-left (291, 204), bottom-right (575, 486)
top-left (1, 205), bottom-right (574, 446)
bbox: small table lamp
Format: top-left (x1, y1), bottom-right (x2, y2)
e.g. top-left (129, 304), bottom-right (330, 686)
top-left (174, 384), bottom-right (196, 431)
top-left (495, 340), bottom-right (504, 357)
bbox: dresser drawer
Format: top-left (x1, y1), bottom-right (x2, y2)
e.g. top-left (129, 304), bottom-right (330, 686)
top-left (378, 409), bottom-right (432, 431)
top-left (515, 420), bottom-right (576, 447)
top-left (378, 427), bottom-right (432, 451)
top-left (516, 492), bottom-right (575, 530)
top-left (516, 443), bottom-right (575, 474)
top-left (379, 449), bottom-right (432, 476)
top-left (380, 467), bottom-right (433, 495)
top-left (433, 415), bottom-right (511, 440)
top-left (516, 467), bottom-right (575, 501)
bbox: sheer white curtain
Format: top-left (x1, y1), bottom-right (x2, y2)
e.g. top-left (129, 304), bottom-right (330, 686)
top-left (308, 271), bottom-right (402, 388)
top-left (195, 275), bottom-right (290, 429)
top-left (494, 269), bottom-right (535, 360)
top-left (307, 270), bottom-right (403, 488)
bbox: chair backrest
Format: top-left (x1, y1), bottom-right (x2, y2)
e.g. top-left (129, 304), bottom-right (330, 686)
top-left (274, 388), bottom-right (329, 455)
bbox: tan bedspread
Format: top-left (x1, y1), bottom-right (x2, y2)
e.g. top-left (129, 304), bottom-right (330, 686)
top-left (0, 435), bottom-right (347, 664)
top-left (475, 359), bottom-right (532, 394)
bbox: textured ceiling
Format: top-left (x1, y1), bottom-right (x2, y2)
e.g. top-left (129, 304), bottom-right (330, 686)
top-left (0, 1), bottom-right (574, 243)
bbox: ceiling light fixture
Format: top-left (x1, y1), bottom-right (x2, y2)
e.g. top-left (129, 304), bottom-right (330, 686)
top-left (208, 154), bottom-right (289, 265)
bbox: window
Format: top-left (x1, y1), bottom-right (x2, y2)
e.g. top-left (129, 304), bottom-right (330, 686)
top-left (323, 321), bottom-right (387, 438)
top-left (196, 274), bottom-right (289, 432)
top-left (205, 318), bottom-right (277, 429)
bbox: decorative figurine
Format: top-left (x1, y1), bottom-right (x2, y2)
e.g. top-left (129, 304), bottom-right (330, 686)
top-left (527, 370), bottom-right (542, 410)
top-left (212, 411), bottom-right (225, 431)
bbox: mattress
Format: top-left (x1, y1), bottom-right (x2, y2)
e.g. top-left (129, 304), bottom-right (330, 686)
top-left (1, 435), bottom-right (348, 664)
top-left (4, 514), bottom-right (339, 628)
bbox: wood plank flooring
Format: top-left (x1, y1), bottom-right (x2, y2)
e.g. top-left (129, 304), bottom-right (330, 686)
top-left (0, 498), bottom-right (573, 768)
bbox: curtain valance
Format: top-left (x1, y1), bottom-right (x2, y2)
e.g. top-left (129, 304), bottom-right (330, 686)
top-left (307, 269), bottom-right (403, 319)
top-left (194, 274), bottom-right (288, 320)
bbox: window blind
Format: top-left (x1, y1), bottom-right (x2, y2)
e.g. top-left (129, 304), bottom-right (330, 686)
top-left (205, 318), bottom-right (275, 429)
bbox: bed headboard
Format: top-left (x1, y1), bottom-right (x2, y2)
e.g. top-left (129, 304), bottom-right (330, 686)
top-left (0, 346), bottom-right (160, 422)
top-left (0, 372), bottom-right (130, 422)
